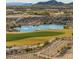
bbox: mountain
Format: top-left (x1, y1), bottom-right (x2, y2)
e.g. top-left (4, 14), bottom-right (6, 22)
top-left (67, 2), bottom-right (73, 5)
top-left (6, 2), bottom-right (32, 6)
top-left (35, 0), bottom-right (64, 5)
top-left (6, 0), bottom-right (73, 6)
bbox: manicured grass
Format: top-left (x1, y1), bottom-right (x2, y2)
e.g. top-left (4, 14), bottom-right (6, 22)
top-left (7, 36), bottom-right (53, 46)
top-left (7, 31), bottom-right (64, 41)
top-left (6, 29), bottom-right (72, 46)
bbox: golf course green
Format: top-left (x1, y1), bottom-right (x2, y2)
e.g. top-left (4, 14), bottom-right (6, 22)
top-left (7, 31), bottom-right (64, 41)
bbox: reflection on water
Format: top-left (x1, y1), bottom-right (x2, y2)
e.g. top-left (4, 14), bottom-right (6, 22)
top-left (15, 24), bottom-right (64, 32)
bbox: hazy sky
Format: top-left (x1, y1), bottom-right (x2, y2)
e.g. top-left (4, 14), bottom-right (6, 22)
top-left (6, 0), bottom-right (73, 3)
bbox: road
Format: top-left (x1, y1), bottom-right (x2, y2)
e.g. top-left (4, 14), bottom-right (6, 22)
top-left (7, 38), bottom-right (72, 59)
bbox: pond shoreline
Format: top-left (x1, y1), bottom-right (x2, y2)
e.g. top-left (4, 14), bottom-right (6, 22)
top-left (15, 24), bottom-right (64, 32)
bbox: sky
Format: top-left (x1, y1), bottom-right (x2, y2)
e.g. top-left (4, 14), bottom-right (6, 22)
top-left (6, 0), bottom-right (73, 3)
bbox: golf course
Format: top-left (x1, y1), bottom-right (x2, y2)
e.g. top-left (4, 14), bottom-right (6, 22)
top-left (6, 29), bottom-right (72, 46)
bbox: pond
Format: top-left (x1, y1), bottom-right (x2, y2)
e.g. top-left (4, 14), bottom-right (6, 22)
top-left (15, 24), bottom-right (64, 32)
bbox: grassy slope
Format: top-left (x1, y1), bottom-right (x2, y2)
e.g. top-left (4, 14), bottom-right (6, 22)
top-left (7, 31), bottom-right (64, 41)
top-left (6, 29), bottom-right (72, 46)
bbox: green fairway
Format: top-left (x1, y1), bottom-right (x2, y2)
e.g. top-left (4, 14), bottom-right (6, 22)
top-left (7, 31), bottom-right (64, 41)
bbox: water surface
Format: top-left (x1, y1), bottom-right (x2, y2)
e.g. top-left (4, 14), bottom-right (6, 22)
top-left (15, 24), bottom-right (64, 32)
